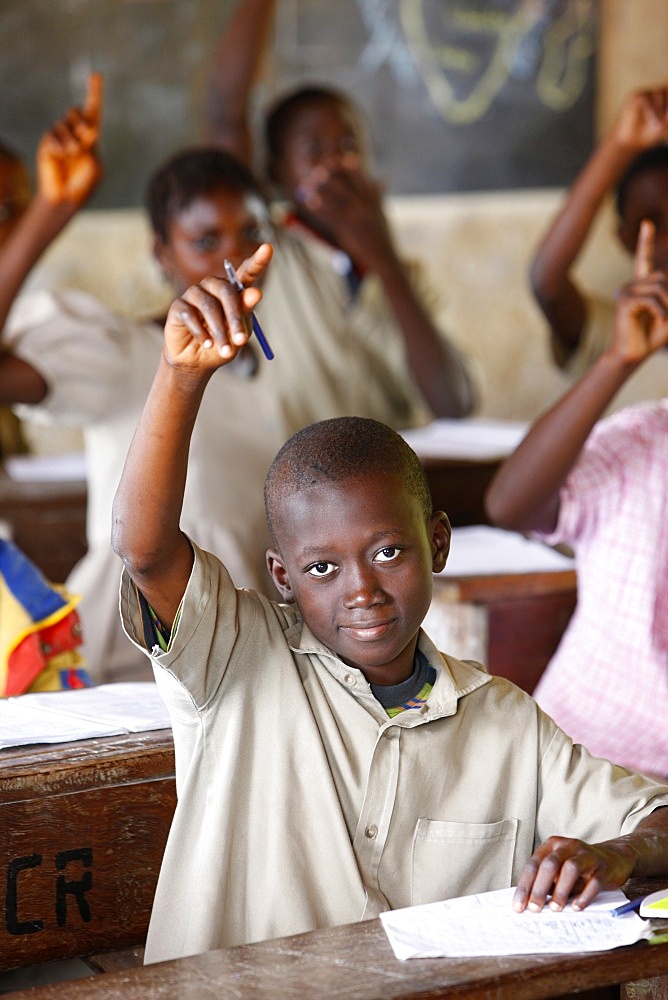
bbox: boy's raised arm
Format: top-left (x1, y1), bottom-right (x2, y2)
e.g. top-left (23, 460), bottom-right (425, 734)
top-left (111, 245), bottom-right (273, 629)
top-left (486, 220), bottom-right (668, 534)
top-left (0, 73), bottom-right (103, 405)
top-left (530, 83), bottom-right (668, 366)
top-left (204, 0), bottom-right (276, 164)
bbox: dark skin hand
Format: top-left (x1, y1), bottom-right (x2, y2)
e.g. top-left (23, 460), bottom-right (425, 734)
top-left (514, 807), bottom-right (668, 913)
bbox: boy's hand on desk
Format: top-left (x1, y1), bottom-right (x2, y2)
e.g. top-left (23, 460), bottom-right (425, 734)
top-left (36, 73), bottom-right (103, 208)
top-left (513, 835), bottom-right (636, 914)
top-left (163, 244), bottom-right (272, 370)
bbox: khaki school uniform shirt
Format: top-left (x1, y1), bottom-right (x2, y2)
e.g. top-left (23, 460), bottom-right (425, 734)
top-left (120, 543), bottom-right (668, 965)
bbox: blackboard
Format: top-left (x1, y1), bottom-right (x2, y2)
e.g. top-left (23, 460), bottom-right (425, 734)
top-left (0, 0), bottom-right (597, 208)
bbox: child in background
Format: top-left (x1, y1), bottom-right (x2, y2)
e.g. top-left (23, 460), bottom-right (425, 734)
top-left (204, 0), bottom-right (476, 421)
top-left (112, 246), bottom-right (668, 965)
top-left (486, 220), bottom-right (668, 780)
top-left (531, 82), bottom-right (668, 391)
top-left (0, 78), bottom-right (283, 682)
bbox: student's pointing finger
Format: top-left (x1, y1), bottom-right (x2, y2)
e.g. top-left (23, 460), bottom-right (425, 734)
top-left (634, 219), bottom-right (655, 280)
top-left (84, 73), bottom-right (103, 125)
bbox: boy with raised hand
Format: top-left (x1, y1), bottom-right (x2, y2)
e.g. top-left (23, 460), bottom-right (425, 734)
top-left (487, 220), bottom-right (668, 779)
top-left (531, 81), bottom-right (668, 376)
top-left (113, 248), bottom-right (668, 966)
top-left (204, 0), bottom-right (475, 421)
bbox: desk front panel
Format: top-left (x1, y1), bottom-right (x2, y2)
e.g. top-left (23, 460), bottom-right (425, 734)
top-left (0, 731), bottom-right (175, 970)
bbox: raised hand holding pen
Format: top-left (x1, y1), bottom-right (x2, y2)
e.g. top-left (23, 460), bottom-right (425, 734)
top-left (164, 243), bottom-right (273, 372)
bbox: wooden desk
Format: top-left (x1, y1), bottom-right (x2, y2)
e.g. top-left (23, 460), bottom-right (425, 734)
top-left (0, 453), bottom-right (500, 586)
top-left (422, 456), bottom-right (501, 527)
top-left (0, 466), bottom-right (87, 583)
top-left (0, 730), bottom-right (175, 971)
top-left (8, 879), bottom-right (668, 999)
top-left (428, 569), bottom-right (578, 693)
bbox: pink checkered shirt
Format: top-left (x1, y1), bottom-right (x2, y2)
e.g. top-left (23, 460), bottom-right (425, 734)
top-left (532, 399), bottom-right (668, 778)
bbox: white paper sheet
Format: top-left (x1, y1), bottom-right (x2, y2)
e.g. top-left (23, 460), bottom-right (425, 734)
top-left (4, 451), bottom-right (87, 483)
top-left (380, 887), bottom-right (650, 959)
top-left (441, 526), bottom-right (575, 577)
top-left (400, 418), bottom-right (528, 460)
top-left (0, 682), bottom-right (171, 749)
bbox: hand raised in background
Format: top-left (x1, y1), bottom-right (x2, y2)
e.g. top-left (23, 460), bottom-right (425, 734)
top-left (612, 219), bottom-right (668, 364)
top-left (612, 82), bottom-right (668, 153)
top-left (36, 72), bottom-right (103, 207)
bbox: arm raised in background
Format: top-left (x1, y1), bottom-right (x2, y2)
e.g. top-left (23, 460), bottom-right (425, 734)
top-left (298, 160), bottom-right (476, 418)
top-left (111, 243), bottom-right (273, 629)
top-left (486, 220), bottom-right (668, 534)
top-left (204, 0), bottom-right (276, 163)
top-left (530, 83), bottom-right (668, 366)
top-left (0, 73), bottom-right (103, 405)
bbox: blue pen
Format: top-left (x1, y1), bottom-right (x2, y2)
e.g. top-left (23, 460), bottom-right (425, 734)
top-left (610, 896), bottom-right (644, 918)
top-left (223, 259), bottom-right (274, 361)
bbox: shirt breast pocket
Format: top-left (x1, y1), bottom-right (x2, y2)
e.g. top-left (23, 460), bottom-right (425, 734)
top-left (411, 817), bottom-right (519, 905)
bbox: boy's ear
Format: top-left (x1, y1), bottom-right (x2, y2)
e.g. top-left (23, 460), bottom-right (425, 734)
top-left (430, 512), bottom-right (451, 574)
top-left (266, 548), bottom-right (295, 603)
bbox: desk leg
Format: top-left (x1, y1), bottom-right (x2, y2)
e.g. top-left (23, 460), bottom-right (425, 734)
top-left (423, 593), bottom-right (487, 664)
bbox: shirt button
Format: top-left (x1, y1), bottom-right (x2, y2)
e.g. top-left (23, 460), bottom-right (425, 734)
top-left (420, 704), bottom-right (429, 714)
top-left (365, 824), bottom-right (378, 840)
top-left (344, 673), bottom-right (356, 686)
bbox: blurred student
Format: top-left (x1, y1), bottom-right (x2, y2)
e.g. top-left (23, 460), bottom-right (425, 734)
top-left (0, 77), bottom-right (283, 682)
top-left (205, 0), bottom-right (476, 422)
top-left (531, 82), bottom-right (668, 387)
top-left (486, 220), bottom-right (668, 780)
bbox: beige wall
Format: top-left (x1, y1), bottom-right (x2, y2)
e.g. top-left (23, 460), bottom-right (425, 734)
top-left (598, 0), bottom-right (668, 133)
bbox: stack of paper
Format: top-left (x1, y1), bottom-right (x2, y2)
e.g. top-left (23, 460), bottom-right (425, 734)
top-left (0, 682), bottom-right (171, 749)
top-left (380, 887), bottom-right (650, 959)
top-left (442, 526), bottom-right (575, 577)
top-left (400, 418), bottom-right (528, 461)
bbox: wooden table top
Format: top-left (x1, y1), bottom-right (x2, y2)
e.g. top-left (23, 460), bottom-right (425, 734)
top-left (7, 889), bottom-right (668, 1000)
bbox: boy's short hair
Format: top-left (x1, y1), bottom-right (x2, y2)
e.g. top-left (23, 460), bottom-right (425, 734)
top-left (264, 416), bottom-right (433, 547)
top-left (145, 146), bottom-right (268, 244)
top-left (615, 144), bottom-right (668, 220)
top-left (265, 86), bottom-right (359, 171)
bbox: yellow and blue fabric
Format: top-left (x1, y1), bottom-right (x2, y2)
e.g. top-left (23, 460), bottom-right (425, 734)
top-left (0, 539), bottom-right (90, 696)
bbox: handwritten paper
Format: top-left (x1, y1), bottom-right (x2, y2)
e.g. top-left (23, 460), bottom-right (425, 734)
top-left (380, 887), bottom-right (650, 959)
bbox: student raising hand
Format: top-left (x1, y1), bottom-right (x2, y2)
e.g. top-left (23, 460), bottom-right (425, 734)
top-left (163, 243), bottom-right (272, 369)
top-left (613, 219), bottom-right (668, 364)
top-left (36, 72), bottom-right (103, 208)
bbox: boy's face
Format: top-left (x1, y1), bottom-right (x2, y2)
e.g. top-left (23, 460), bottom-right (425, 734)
top-left (154, 187), bottom-right (268, 295)
top-left (618, 168), bottom-right (668, 273)
top-left (267, 470), bottom-right (450, 687)
top-left (271, 98), bottom-right (370, 202)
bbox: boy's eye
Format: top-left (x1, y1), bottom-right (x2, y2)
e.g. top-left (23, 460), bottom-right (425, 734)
top-left (374, 546), bottom-right (401, 563)
top-left (306, 561), bottom-right (336, 578)
top-left (192, 235), bottom-right (218, 252)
